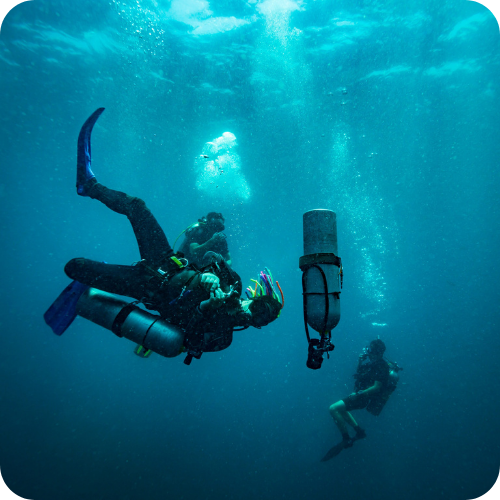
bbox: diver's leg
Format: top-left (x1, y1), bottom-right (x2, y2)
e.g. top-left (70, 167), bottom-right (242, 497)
top-left (340, 409), bottom-right (358, 428)
top-left (76, 108), bottom-right (172, 267)
top-left (340, 409), bottom-right (366, 438)
top-left (329, 401), bottom-right (350, 441)
top-left (85, 182), bottom-right (173, 267)
top-left (65, 258), bottom-right (148, 300)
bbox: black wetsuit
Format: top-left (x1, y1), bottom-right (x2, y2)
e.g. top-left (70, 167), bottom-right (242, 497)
top-left (65, 182), bottom-right (243, 353)
top-left (178, 224), bottom-right (229, 267)
top-left (342, 357), bottom-right (390, 412)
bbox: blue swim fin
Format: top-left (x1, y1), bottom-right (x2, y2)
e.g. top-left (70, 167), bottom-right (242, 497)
top-left (77, 107), bottom-right (105, 196)
top-left (44, 281), bottom-right (89, 335)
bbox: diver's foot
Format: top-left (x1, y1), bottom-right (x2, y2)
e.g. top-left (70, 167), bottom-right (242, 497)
top-left (343, 437), bottom-right (354, 449)
top-left (77, 177), bottom-right (97, 197)
top-left (355, 428), bottom-right (367, 441)
top-left (77, 165), bottom-right (95, 196)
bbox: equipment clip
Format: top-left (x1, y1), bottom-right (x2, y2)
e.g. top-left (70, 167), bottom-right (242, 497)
top-left (169, 285), bottom-right (191, 305)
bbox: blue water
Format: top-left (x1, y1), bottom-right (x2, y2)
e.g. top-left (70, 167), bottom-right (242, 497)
top-left (1, 1), bottom-right (499, 499)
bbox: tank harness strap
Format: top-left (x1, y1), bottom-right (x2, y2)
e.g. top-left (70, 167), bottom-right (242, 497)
top-left (134, 256), bottom-right (198, 309)
top-left (183, 306), bottom-right (205, 365)
top-left (142, 316), bottom-right (161, 347)
top-left (299, 253), bottom-right (341, 269)
top-left (136, 254), bottom-right (191, 281)
top-left (111, 301), bottom-right (140, 338)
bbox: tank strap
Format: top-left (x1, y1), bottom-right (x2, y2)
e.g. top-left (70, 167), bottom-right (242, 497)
top-left (299, 253), bottom-right (341, 270)
top-left (111, 301), bottom-right (140, 337)
top-left (183, 306), bottom-right (206, 365)
top-left (142, 317), bottom-right (162, 347)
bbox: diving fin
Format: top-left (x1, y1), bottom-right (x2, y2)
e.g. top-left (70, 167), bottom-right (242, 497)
top-left (321, 441), bottom-right (346, 462)
top-left (134, 345), bottom-right (152, 358)
top-left (321, 432), bottom-right (366, 462)
top-left (44, 281), bottom-right (89, 335)
top-left (77, 107), bottom-right (105, 196)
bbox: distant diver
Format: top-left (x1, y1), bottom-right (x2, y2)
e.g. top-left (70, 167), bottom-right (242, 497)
top-left (174, 211), bottom-right (231, 268)
top-left (322, 339), bottom-right (402, 461)
top-left (45, 108), bottom-right (284, 365)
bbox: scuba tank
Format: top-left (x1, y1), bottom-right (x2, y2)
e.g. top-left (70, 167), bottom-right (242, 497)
top-left (366, 360), bottom-right (403, 416)
top-left (387, 361), bottom-right (401, 392)
top-left (299, 209), bottom-right (342, 370)
top-left (173, 221), bottom-right (203, 255)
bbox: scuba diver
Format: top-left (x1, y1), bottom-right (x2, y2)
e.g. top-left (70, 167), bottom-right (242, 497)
top-left (322, 339), bottom-right (402, 461)
top-left (60, 108), bottom-right (283, 363)
top-left (176, 212), bottom-right (232, 267)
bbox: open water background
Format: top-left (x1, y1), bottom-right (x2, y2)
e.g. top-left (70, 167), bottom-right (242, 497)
top-left (0, 0), bottom-right (499, 499)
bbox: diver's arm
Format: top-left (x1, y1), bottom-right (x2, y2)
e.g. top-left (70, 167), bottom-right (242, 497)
top-left (191, 231), bottom-right (227, 257)
top-left (189, 233), bottom-right (223, 258)
top-left (199, 290), bottom-right (226, 313)
top-left (358, 381), bottom-right (382, 397)
top-left (358, 351), bottom-right (369, 366)
top-left (198, 276), bottom-right (227, 313)
top-left (189, 240), bottom-right (212, 258)
top-left (223, 251), bottom-right (232, 266)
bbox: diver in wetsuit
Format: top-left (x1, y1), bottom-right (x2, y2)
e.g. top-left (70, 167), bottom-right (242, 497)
top-left (329, 339), bottom-right (390, 448)
top-left (65, 108), bottom-right (283, 360)
top-left (178, 212), bottom-right (232, 267)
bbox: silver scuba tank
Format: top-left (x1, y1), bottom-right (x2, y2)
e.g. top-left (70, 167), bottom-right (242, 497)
top-left (76, 288), bottom-right (185, 358)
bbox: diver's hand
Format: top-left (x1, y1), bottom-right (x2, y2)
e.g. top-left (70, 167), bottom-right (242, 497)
top-left (349, 391), bottom-right (365, 398)
top-left (200, 273), bottom-right (220, 292)
top-left (211, 232), bottom-right (226, 243)
top-left (200, 287), bottom-right (226, 312)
